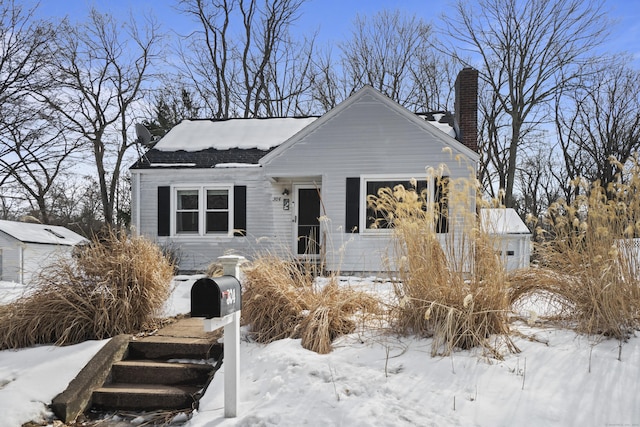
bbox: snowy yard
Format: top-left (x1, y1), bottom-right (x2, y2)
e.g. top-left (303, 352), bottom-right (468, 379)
top-left (1, 277), bottom-right (638, 426)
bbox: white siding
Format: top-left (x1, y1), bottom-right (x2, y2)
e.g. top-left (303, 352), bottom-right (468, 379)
top-left (0, 233), bottom-right (22, 283)
top-left (22, 244), bottom-right (73, 285)
top-left (0, 232), bottom-right (76, 284)
top-left (264, 91), bottom-right (477, 272)
top-left (133, 88), bottom-right (478, 273)
top-left (134, 167), bottom-right (284, 271)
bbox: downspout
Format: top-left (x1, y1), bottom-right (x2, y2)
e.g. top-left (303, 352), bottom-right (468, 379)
top-left (132, 171), bottom-right (141, 235)
top-left (18, 244), bottom-right (24, 284)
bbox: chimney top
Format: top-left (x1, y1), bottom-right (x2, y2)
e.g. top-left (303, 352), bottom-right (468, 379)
top-left (454, 68), bottom-right (478, 153)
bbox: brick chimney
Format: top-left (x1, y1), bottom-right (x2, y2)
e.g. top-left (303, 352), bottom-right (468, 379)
top-left (454, 67), bottom-right (478, 152)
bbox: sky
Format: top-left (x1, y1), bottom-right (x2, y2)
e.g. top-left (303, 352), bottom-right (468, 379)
top-left (30, 0), bottom-right (640, 66)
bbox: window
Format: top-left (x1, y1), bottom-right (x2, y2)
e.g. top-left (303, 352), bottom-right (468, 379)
top-left (176, 189), bottom-right (199, 233)
top-left (435, 176), bottom-right (449, 234)
top-left (173, 186), bottom-right (232, 236)
top-left (206, 189), bottom-right (229, 233)
top-left (351, 176), bottom-right (448, 234)
top-left (364, 179), bottom-right (428, 230)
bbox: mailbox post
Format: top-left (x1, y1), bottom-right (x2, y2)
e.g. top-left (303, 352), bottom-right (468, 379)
top-left (190, 255), bottom-right (246, 418)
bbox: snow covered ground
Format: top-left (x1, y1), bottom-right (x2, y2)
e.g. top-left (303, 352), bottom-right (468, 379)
top-left (1, 277), bottom-right (638, 426)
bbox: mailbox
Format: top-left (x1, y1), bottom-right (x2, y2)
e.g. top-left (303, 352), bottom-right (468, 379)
top-left (191, 276), bottom-right (242, 318)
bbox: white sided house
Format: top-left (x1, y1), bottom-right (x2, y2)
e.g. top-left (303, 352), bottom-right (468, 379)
top-left (0, 220), bottom-right (88, 284)
top-left (130, 69), bottom-right (480, 273)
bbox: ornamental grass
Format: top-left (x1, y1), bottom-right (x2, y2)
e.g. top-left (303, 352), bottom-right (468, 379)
top-left (523, 157), bottom-right (640, 339)
top-left (368, 170), bottom-right (517, 358)
top-left (242, 255), bottom-right (380, 354)
top-left (0, 230), bottom-right (174, 350)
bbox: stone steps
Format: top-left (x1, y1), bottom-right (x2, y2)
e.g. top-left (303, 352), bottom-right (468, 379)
top-left (90, 339), bottom-right (221, 412)
top-left (92, 383), bottom-right (203, 411)
top-left (127, 337), bottom-right (223, 360)
top-left (51, 318), bottom-right (224, 423)
top-left (111, 360), bottom-right (214, 386)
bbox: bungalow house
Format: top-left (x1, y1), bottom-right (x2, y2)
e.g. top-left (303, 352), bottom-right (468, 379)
top-left (0, 220), bottom-right (88, 284)
top-left (130, 68), bottom-right (480, 273)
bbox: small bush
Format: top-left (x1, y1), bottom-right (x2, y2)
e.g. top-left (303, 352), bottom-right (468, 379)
top-left (0, 230), bottom-right (174, 349)
top-left (242, 255), bottom-right (379, 353)
top-left (242, 256), bottom-right (312, 344)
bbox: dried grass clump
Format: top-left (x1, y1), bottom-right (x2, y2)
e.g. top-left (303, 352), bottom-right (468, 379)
top-left (242, 256), bottom-right (312, 343)
top-left (507, 268), bottom-right (578, 323)
top-left (242, 255), bottom-right (380, 353)
top-left (205, 262), bottom-right (223, 277)
top-left (369, 172), bottom-right (517, 358)
top-left (299, 280), bottom-right (380, 354)
top-left (0, 231), bottom-right (174, 350)
top-left (533, 157), bottom-right (640, 338)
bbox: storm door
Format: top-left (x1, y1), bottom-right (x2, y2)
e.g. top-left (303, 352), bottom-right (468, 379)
top-left (294, 185), bottom-right (321, 256)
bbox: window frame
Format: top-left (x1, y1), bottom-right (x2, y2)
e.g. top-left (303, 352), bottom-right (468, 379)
top-left (171, 184), bottom-right (234, 237)
top-left (359, 175), bottom-right (431, 235)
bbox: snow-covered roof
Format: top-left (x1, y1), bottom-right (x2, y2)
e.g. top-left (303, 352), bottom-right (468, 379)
top-left (481, 208), bottom-right (531, 235)
top-left (153, 117), bottom-right (319, 152)
top-left (131, 103), bottom-right (463, 171)
top-left (0, 220), bottom-right (88, 246)
top-left (418, 112), bottom-right (457, 138)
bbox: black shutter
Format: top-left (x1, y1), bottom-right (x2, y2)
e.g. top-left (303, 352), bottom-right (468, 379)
top-left (157, 186), bottom-right (170, 236)
top-left (234, 185), bottom-right (247, 236)
top-left (435, 176), bottom-right (449, 233)
top-left (345, 177), bottom-right (360, 233)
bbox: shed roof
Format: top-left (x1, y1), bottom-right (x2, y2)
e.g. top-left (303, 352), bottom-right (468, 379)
top-left (480, 208), bottom-right (531, 235)
top-left (0, 220), bottom-right (88, 246)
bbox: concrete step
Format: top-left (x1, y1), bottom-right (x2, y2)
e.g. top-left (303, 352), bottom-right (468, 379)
top-left (92, 383), bottom-right (203, 411)
top-left (127, 337), bottom-right (223, 361)
top-left (111, 360), bottom-right (214, 386)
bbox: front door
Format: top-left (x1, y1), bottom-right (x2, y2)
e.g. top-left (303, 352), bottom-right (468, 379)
top-left (294, 185), bottom-right (321, 256)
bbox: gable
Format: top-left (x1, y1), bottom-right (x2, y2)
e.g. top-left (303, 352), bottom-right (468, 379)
top-left (260, 86), bottom-right (478, 175)
top-left (481, 209), bottom-right (531, 235)
top-left (260, 86), bottom-right (478, 170)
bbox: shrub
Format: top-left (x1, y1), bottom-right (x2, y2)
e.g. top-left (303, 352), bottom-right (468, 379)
top-left (242, 255), bottom-right (379, 354)
top-left (368, 173), bottom-right (517, 358)
top-left (0, 230), bottom-right (174, 349)
top-left (529, 157), bottom-right (640, 339)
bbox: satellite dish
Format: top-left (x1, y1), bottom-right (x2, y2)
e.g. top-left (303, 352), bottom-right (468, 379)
top-left (135, 123), bottom-right (153, 146)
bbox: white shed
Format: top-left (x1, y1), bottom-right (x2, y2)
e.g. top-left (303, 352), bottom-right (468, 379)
top-left (480, 208), bottom-right (531, 271)
top-left (0, 220), bottom-right (88, 284)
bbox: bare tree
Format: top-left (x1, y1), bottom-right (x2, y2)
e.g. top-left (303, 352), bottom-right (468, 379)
top-left (0, 0), bottom-right (56, 187)
top-left (47, 175), bottom-right (105, 236)
top-left (556, 58), bottom-right (640, 200)
top-left (176, 0), bottom-right (316, 118)
top-left (39, 9), bottom-right (162, 227)
top-left (477, 80), bottom-right (509, 200)
top-left (0, 118), bottom-right (80, 223)
top-left (515, 147), bottom-right (562, 220)
top-left (329, 10), bottom-right (450, 111)
top-left (441, 0), bottom-right (609, 207)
